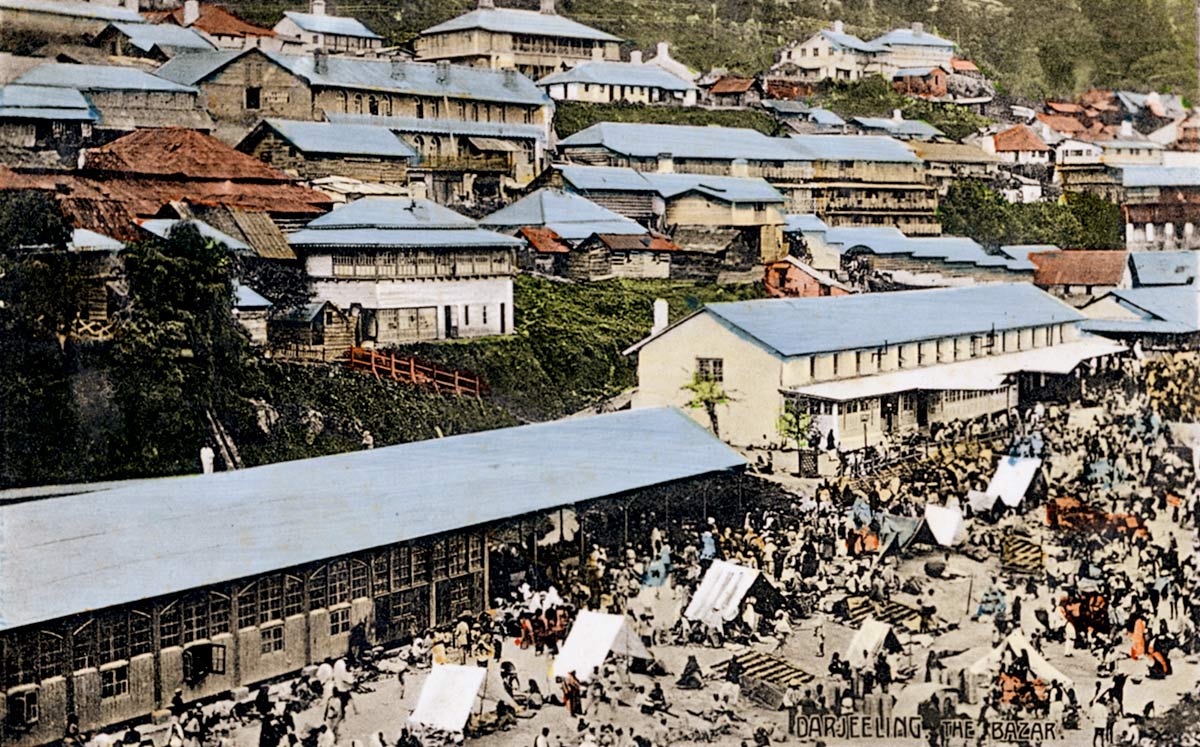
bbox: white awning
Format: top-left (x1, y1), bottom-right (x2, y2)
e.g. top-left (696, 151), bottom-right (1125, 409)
top-left (467, 136), bottom-right (523, 152)
top-left (551, 610), bottom-right (652, 683)
top-left (684, 560), bottom-right (760, 628)
top-left (786, 337), bottom-right (1126, 402)
top-left (408, 665), bottom-right (485, 733)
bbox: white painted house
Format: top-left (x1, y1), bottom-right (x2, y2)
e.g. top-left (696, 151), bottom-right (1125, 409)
top-left (289, 197), bottom-right (519, 344)
top-left (273, 0), bottom-right (382, 53)
top-left (537, 57), bottom-right (696, 105)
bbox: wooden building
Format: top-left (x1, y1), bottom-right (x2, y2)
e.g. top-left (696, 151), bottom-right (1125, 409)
top-left (0, 409), bottom-right (745, 747)
top-left (891, 65), bottom-right (948, 98)
top-left (268, 300), bottom-right (356, 359)
top-left (272, 0), bottom-right (382, 54)
top-left (413, 0), bottom-right (622, 80)
top-left (91, 21), bottom-right (217, 62)
top-left (237, 119), bottom-right (417, 183)
top-left (144, 1), bottom-right (290, 52)
top-left (764, 255), bottom-right (852, 298)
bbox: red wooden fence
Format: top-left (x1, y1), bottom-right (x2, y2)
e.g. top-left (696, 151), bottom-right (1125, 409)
top-left (344, 347), bottom-right (487, 397)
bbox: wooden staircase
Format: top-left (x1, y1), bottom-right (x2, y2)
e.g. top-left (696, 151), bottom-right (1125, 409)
top-left (343, 347), bottom-right (487, 397)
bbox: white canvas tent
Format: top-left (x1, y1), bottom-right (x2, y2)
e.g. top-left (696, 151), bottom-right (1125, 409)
top-left (551, 610), bottom-right (652, 682)
top-left (967, 630), bottom-right (1072, 688)
top-left (845, 617), bottom-right (901, 669)
top-left (892, 682), bottom-right (955, 717)
top-left (924, 503), bottom-right (967, 546)
top-left (967, 489), bottom-right (998, 513)
top-left (409, 665), bottom-right (485, 733)
top-left (985, 456), bottom-right (1042, 507)
top-left (684, 560), bottom-right (760, 629)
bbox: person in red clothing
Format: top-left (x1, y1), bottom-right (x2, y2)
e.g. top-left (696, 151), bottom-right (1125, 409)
top-left (562, 671), bottom-right (583, 717)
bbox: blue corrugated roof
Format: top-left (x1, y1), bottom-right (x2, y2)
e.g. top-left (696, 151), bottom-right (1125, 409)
top-left (783, 213), bottom-right (829, 233)
top-left (305, 197), bottom-right (474, 229)
top-left (678, 284), bottom-right (1081, 358)
top-left (0, 0), bottom-right (144, 22)
top-left (0, 83), bottom-right (97, 121)
top-left (69, 228), bottom-right (123, 252)
top-left (0, 407), bottom-right (744, 631)
top-left (807, 107), bottom-right (846, 126)
top-left (325, 112), bottom-right (547, 142)
top-left (16, 62), bottom-right (197, 93)
top-left (893, 66), bottom-right (940, 77)
top-left (872, 27), bottom-right (955, 48)
top-left (259, 119), bottom-right (418, 159)
top-left (560, 123), bottom-right (806, 162)
top-left (1105, 288), bottom-right (1199, 330)
top-left (557, 164), bottom-right (784, 204)
top-left (234, 282), bottom-right (272, 309)
top-left (824, 227), bottom-right (1035, 271)
top-left (109, 21), bottom-right (216, 52)
top-left (538, 61), bottom-right (694, 91)
top-left (1101, 139), bottom-right (1162, 151)
top-left (138, 219), bottom-right (252, 253)
top-left (1120, 166), bottom-right (1200, 188)
top-left (851, 117), bottom-right (943, 139)
top-left (788, 134), bottom-right (923, 162)
top-left (290, 197), bottom-right (521, 248)
top-left (290, 227), bottom-right (522, 248)
top-left (480, 189), bottom-right (646, 239)
top-left (1129, 251), bottom-right (1198, 287)
top-left (157, 50), bottom-right (548, 106)
top-left (281, 11), bottom-right (381, 39)
top-left (421, 7), bottom-right (620, 42)
top-left (820, 29), bottom-right (883, 53)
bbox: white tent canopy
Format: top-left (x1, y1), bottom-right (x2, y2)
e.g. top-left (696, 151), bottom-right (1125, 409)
top-left (845, 618), bottom-right (900, 669)
top-left (924, 503), bottom-right (967, 546)
top-left (968, 631), bottom-right (1073, 688)
top-left (985, 456), bottom-right (1043, 507)
top-left (551, 610), bottom-right (652, 682)
top-left (967, 489), bottom-right (999, 513)
top-left (409, 665), bottom-right (485, 733)
top-left (684, 560), bottom-right (759, 629)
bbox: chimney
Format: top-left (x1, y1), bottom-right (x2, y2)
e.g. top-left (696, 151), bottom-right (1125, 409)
top-left (912, 21), bottom-right (924, 35)
top-left (651, 298), bottom-right (669, 335)
top-left (391, 57), bottom-right (405, 79)
top-left (832, 19), bottom-right (844, 34)
top-left (630, 50), bottom-right (643, 65)
top-left (478, 0), bottom-right (494, 7)
top-left (656, 152), bottom-right (674, 173)
top-left (892, 108), bottom-right (903, 121)
top-left (730, 158), bottom-right (749, 178)
top-left (539, 0), bottom-right (555, 14)
top-left (656, 41), bottom-right (670, 60)
top-left (313, 48), bottom-right (328, 75)
top-left (310, 0), bottom-right (326, 15)
top-left (503, 68), bottom-right (517, 88)
top-left (436, 60), bottom-right (450, 83)
top-left (182, 0), bottom-right (199, 26)
top-left (1120, 119), bottom-right (1134, 138)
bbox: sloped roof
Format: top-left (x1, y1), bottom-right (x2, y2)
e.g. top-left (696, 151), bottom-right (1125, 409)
top-left (783, 213), bottom-right (829, 233)
top-left (0, 83), bottom-right (97, 121)
top-left (85, 127), bottom-right (291, 181)
top-left (819, 29), bottom-right (882, 53)
top-left (1103, 288), bottom-right (1200, 330)
top-left (257, 119), bottom-right (418, 159)
top-left (157, 49), bottom-right (548, 106)
top-left (872, 26), bottom-right (955, 48)
top-left (420, 7), bottom-right (620, 42)
top-left (789, 134), bottom-right (923, 162)
top-left (234, 282), bottom-right (272, 309)
top-left (824, 227), bottom-right (1034, 271)
top-left (519, 225), bottom-right (570, 254)
top-left (0, 0), bottom-right (143, 22)
top-left (851, 116), bottom-right (943, 139)
top-left (633, 284), bottom-right (1080, 357)
top-left (908, 141), bottom-right (999, 164)
top-left (326, 112), bottom-right (546, 142)
top-left (1046, 101), bottom-right (1083, 114)
top-left (136, 217), bottom-right (253, 253)
top-left (108, 21), bottom-right (216, 52)
top-left (290, 196), bottom-right (521, 249)
top-left (950, 58), bottom-right (978, 73)
top-left (1030, 250), bottom-right (1127, 287)
top-left (539, 61), bottom-right (694, 91)
top-left (993, 124), bottom-right (1050, 153)
top-left (280, 11), bottom-right (380, 39)
top-left (304, 196), bottom-right (473, 229)
top-left (893, 66), bottom-right (944, 78)
top-left (480, 188), bottom-right (646, 240)
top-left (1129, 251), bottom-right (1198, 287)
top-left (557, 165), bottom-right (784, 204)
top-left (559, 122), bottom-right (801, 162)
top-left (708, 76), bottom-right (755, 94)
top-left (1036, 112), bottom-right (1085, 134)
top-left (0, 407), bottom-right (744, 632)
top-left (146, 3), bottom-right (275, 38)
top-left (16, 62), bottom-right (196, 92)
top-left (593, 232), bottom-right (680, 252)
top-left (1120, 166), bottom-right (1200, 187)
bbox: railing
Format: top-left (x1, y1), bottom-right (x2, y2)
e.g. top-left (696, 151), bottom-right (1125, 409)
top-left (416, 156), bottom-right (511, 172)
top-left (345, 347), bottom-right (487, 397)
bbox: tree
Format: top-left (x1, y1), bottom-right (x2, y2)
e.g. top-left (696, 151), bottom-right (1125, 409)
top-left (938, 180), bottom-right (1012, 249)
top-left (110, 223), bottom-right (256, 477)
top-left (682, 372), bottom-right (730, 439)
top-left (777, 401), bottom-right (816, 475)
top-left (1066, 192), bottom-right (1123, 249)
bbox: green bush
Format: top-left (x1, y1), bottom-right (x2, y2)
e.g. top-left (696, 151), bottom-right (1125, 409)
top-left (554, 101), bottom-right (781, 138)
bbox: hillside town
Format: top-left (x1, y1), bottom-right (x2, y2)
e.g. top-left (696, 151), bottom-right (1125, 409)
top-left (0, 1), bottom-right (1198, 747)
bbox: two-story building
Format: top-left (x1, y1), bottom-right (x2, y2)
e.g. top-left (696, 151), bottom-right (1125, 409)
top-left (91, 21), bottom-right (217, 61)
top-left (145, 0), bottom-right (290, 52)
top-left (770, 20), bottom-right (883, 86)
top-left (236, 119), bottom-right (418, 183)
top-left (155, 48), bottom-right (552, 140)
top-left (288, 197), bottom-right (519, 343)
top-left (273, 0), bottom-right (383, 54)
top-left (626, 283), bottom-right (1124, 453)
top-left (413, 0), bottom-right (621, 80)
top-left (871, 23), bottom-right (955, 75)
top-left (537, 57), bottom-right (696, 106)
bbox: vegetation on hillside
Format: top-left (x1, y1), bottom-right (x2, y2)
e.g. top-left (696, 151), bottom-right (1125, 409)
top-left (938, 180), bottom-right (1123, 250)
top-left (391, 275), bottom-right (766, 422)
top-left (814, 77), bottom-right (991, 140)
top-left (554, 101), bottom-right (781, 137)
top-left (227, 0), bottom-right (1200, 99)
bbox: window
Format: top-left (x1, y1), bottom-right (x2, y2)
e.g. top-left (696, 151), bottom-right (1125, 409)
top-left (855, 351), bottom-right (863, 374)
top-left (210, 593), bottom-right (230, 635)
top-left (368, 96), bottom-right (379, 115)
top-left (392, 547), bottom-right (411, 590)
top-left (98, 614), bottom-right (128, 666)
top-left (8, 689), bottom-right (39, 726)
top-left (411, 544), bottom-right (429, 584)
top-left (245, 87), bottom-right (261, 110)
top-left (260, 625), bottom-right (284, 655)
top-left (329, 607), bottom-right (351, 636)
top-left (329, 561), bottom-right (350, 606)
top-left (809, 357), bottom-right (816, 379)
top-left (284, 576), bottom-right (305, 617)
top-left (72, 620), bottom-right (95, 672)
top-left (696, 358), bottom-right (723, 383)
top-left (182, 643), bottom-right (225, 685)
top-left (100, 665), bottom-right (129, 699)
top-left (181, 595), bottom-right (208, 644)
top-left (832, 354), bottom-right (839, 376)
top-left (130, 612), bottom-right (152, 656)
top-left (308, 567), bottom-right (328, 610)
top-left (36, 634), bottom-right (63, 682)
top-left (237, 583), bottom-right (258, 629)
top-left (350, 561), bottom-right (369, 600)
top-left (468, 534), bottom-right (484, 572)
top-left (448, 536), bottom-right (468, 577)
top-left (258, 576), bottom-right (283, 625)
top-left (371, 553), bottom-right (390, 598)
top-left (430, 540), bottom-right (449, 580)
